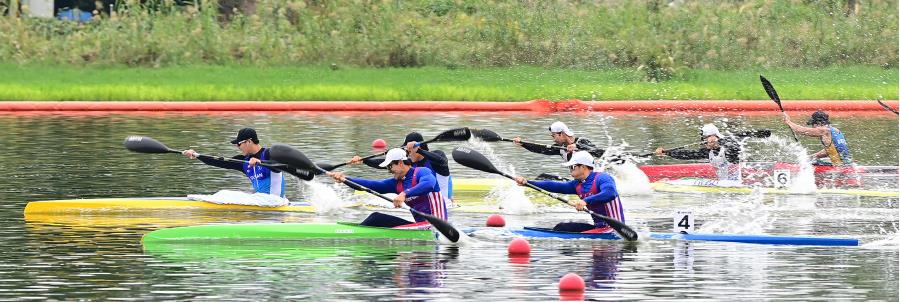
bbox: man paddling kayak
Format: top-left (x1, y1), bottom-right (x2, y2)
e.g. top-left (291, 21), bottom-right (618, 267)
top-left (783, 110), bottom-right (853, 166)
top-left (351, 132), bottom-right (455, 207)
top-left (513, 121), bottom-right (603, 161)
top-left (654, 124), bottom-right (742, 184)
top-left (513, 151), bottom-right (625, 234)
top-left (331, 148), bottom-right (448, 229)
top-left (182, 128), bottom-right (287, 197)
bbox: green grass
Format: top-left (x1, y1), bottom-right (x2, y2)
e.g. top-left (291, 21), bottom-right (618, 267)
top-left (0, 64), bottom-right (895, 101)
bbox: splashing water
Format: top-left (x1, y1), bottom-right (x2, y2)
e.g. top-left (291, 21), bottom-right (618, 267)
top-left (597, 143), bottom-right (653, 196)
top-left (299, 179), bottom-right (355, 214)
top-left (861, 222), bottom-right (899, 249)
top-left (757, 135), bottom-right (817, 193)
top-left (698, 188), bottom-right (773, 234)
top-left (464, 139), bottom-right (537, 214)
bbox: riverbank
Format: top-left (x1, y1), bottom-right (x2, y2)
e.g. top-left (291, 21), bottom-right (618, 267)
top-left (0, 65), bottom-right (896, 101)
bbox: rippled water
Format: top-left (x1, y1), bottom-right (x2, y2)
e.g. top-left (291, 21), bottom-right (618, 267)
top-left (1, 112), bottom-right (897, 300)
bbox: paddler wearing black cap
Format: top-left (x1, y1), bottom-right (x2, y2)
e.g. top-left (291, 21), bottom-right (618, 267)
top-left (349, 132), bottom-right (455, 207)
top-left (182, 128), bottom-right (287, 197)
top-left (783, 110), bottom-right (852, 166)
top-left (513, 121), bottom-right (603, 161)
top-left (654, 124), bottom-right (743, 184)
top-left (513, 151), bottom-right (625, 234)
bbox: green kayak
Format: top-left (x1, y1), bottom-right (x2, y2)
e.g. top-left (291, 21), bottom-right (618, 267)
top-left (141, 222), bottom-right (436, 243)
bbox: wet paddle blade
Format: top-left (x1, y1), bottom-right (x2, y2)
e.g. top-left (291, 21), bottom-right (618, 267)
top-left (413, 209), bottom-right (460, 242)
top-left (470, 128), bottom-right (503, 142)
top-left (452, 147), bottom-right (501, 174)
top-left (270, 144), bottom-right (322, 173)
top-left (124, 136), bottom-right (178, 154)
top-left (585, 210), bottom-right (638, 241)
top-left (430, 127), bottom-right (472, 142)
top-left (759, 75), bottom-right (782, 109)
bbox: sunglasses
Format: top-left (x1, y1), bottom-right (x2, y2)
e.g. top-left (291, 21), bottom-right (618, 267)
top-left (235, 139), bottom-right (250, 147)
top-left (387, 160), bottom-right (403, 169)
top-left (568, 164), bottom-right (583, 171)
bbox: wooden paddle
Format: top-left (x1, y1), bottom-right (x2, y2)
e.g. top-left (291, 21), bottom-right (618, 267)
top-left (123, 135), bottom-right (314, 180)
top-left (471, 128), bottom-right (606, 158)
top-left (451, 146), bottom-right (638, 241)
top-left (760, 75), bottom-right (800, 142)
top-left (877, 99), bottom-right (899, 116)
top-left (316, 127), bottom-right (473, 172)
top-left (269, 143), bottom-right (461, 243)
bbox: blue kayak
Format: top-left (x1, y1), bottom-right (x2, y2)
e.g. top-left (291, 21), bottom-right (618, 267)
top-left (504, 227), bottom-right (859, 246)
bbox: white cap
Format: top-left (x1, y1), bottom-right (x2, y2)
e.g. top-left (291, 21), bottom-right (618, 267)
top-left (561, 151), bottom-right (595, 168)
top-left (549, 121), bottom-right (574, 136)
top-left (701, 124), bottom-right (722, 138)
top-left (378, 148), bottom-right (408, 167)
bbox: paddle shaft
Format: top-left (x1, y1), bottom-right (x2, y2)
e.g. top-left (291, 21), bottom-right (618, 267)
top-left (877, 99), bottom-right (899, 115)
top-left (495, 171), bottom-right (637, 241)
top-left (506, 138), bottom-right (606, 158)
top-left (325, 128), bottom-right (470, 171)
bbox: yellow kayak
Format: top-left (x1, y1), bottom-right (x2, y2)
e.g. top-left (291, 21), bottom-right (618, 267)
top-left (23, 197), bottom-right (325, 215)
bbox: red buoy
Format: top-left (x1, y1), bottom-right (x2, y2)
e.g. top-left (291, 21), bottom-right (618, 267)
top-left (486, 214), bottom-right (506, 227)
top-left (507, 238), bottom-right (531, 256)
top-left (371, 139), bottom-right (387, 151)
top-left (558, 273), bottom-right (585, 292)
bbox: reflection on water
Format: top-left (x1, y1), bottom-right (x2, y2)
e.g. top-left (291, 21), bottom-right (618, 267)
top-left (0, 112), bottom-right (896, 300)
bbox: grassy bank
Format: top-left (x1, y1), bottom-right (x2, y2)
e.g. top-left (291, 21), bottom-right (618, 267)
top-left (0, 65), bottom-right (895, 101)
top-left (0, 0), bottom-right (896, 75)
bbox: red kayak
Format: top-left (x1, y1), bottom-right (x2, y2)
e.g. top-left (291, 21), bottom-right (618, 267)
top-left (639, 162), bottom-right (898, 187)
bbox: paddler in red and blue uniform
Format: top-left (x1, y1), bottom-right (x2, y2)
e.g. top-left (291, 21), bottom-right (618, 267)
top-left (514, 151), bottom-right (625, 233)
top-left (182, 128), bottom-right (287, 197)
top-left (783, 110), bottom-right (853, 166)
top-left (329, 148), bottom-right (448, 229)
top-left (351, 132), bottom-right (456, 208)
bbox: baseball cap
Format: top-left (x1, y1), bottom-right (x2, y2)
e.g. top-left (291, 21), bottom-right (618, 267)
top-left (561, 151), bottom-right (595, 168)
top-left (230, 128), bottom-right (259, 144)
top-left (549, 121), bottom-right (574, 136)
top-left (378, 148), bottom-right (409, 167)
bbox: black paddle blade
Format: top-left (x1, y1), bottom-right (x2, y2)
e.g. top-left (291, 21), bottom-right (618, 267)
top-left (269, 144), bottom-right (322, 173)
top-left (452, 147), bottom-right (501, 174)
top-left (413, 209), bottom-right (461, 242)
top-left (759, 75), bottom-right (782, 106)
top-left (124, 136), bottom-right (177, 154)
top-left (734, 129), bottom-right (772, 138)
top-left (431, 127), bottom-right (472, 142)
top-left (599, 215), bottom-right (638, 241)
top-left (470, 128), bottom-right (503, 142)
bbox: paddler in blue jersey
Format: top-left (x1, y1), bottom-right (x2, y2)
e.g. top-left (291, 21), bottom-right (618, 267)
top-left (783, 110), bottom-right (853, 166)
top-left (350, 132), bottom-right (456, 208)
top-left (182, 128), bottom-right (287, 197)
top-left (330, 148), bottom-right (448, 229)
top-left (514, 151), bottom-right (625, 234)
top-left (654, 124), bottom-right (743, 185)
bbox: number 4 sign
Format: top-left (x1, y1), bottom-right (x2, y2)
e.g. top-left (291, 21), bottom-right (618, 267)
top-left (673, 210), bottom-right (694, 233)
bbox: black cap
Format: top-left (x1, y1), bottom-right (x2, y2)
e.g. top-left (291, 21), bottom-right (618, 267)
top-left (404, 132), bottom-right (427, 150)
top-left (806, 110), bottom-right (830, 126)
top-left (230, 128), bottom-right (259, 144)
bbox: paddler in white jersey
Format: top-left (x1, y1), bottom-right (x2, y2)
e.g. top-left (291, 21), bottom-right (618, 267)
top-left (654, 124), bottom-right (743, 186)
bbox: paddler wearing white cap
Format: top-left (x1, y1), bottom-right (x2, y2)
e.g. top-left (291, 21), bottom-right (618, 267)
top-left (513, 121), bottom-right (603, 161)
top-left (654, 123), bottom-right (743, 182)
top-left (513, 151), bottom-right (625, 234)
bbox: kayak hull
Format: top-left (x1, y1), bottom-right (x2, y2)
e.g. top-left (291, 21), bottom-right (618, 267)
top-left (141, 222), bottom-right (436, 243)
top-left (650, 181), bottom-right (899, 197)
top-left (503, 227), bottom-right (859, 246)
top-left (23, 197), bottom-right (322, 214)
top-left (639, 162), bottom-right (897, 187)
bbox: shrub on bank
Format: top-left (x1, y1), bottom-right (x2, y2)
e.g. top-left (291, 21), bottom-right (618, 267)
top-left (1, 0), bottom-right (896, 80)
